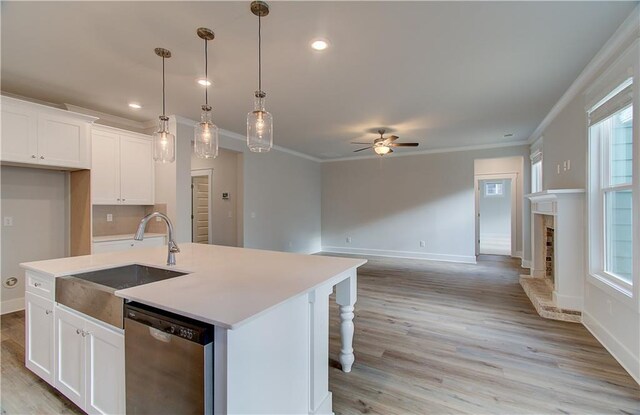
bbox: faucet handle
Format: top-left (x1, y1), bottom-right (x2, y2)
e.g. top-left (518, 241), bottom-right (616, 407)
top-left (168, 241), bottom-right (180, 253)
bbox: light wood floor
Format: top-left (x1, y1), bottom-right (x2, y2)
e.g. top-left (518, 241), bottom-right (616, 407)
top-left (327, 254), bottom-right (639, 414)
top-left (1, 255), bottom-right (639, 414)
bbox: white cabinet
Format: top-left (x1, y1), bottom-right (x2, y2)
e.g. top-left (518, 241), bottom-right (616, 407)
top-left (25, 292), bottom-right (55, 385)
top-left (92, 236), bottom-right (165, 254)
top-left (92, 126), bottom-right (154, 205)
top-left (1, 96), bottom-right (95, 169)
top-left (54, 305), bottom-right (125, 415)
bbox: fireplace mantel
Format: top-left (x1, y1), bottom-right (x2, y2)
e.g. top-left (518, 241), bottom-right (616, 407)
top-left (522, 189), bottom-right (585, 321)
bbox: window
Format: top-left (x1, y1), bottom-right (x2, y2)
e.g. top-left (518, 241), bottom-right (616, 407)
top-left (485, 182), bottom-right (503, 196)
top-left (588, 78), bottom-right (634, 291)
top-left (531, 159), bottom-right (542, 193)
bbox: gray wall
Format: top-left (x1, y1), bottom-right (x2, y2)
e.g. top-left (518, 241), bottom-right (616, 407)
top-left (322, 145), bottom-right (529, 263)
top-left (191, 148), bottom-right (242, 247)
top-left (1, 167), bottom-right (69, 309)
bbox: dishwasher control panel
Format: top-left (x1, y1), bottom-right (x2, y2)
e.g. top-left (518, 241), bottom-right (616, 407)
top-left (125, 303), bottom-right (214, 345)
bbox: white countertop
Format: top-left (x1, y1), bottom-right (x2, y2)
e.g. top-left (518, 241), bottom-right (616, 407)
top-left (21, 244), bottom-right (366, 329)
top-left (92, 233), bottom-right (165, 243)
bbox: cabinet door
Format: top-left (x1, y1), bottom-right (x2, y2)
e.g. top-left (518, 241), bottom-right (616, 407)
top-left (85, 320), bottom-right (125, 415)
top-left (55, 306), bottom-right (86, 410)
top-left (25, 292), bottom-right (55, 385)
top-left (38, 113), bottom-right (90, 169)
top-left (1, 103), bottom-right (38, 163)
top-left (91, 130), bottom-right (121, 204)
top-left (119, 134), bottom-right (154, 205)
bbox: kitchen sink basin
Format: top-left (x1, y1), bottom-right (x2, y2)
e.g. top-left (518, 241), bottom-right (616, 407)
top-left (56, 265), bottom-right (187, 329)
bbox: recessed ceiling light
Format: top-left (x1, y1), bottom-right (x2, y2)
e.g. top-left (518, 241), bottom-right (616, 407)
top-left (197, 78), bottom-right (212, 86)
top-left (503, 133), bottom-right (514, 138)
top-left (311, 39), bottom-right (329, 51)
top-left (128, 103), bottom-right (142, 109)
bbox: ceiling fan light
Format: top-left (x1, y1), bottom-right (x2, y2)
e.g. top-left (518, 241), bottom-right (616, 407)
top-left (374, 145), bottom-right (391, 155)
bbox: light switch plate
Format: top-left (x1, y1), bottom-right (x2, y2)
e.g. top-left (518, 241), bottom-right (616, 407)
top-left (3, 217), bottom-right (13, 226)
top-left (106, 214), bottom-right (113, 222)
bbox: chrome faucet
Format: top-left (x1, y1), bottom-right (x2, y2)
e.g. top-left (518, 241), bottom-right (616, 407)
top-left (135, 212), bottom-right (180, 266)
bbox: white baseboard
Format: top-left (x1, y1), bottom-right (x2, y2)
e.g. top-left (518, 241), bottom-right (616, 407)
top-left (321, 246), bottom-right (476, 264)
top-left (1, 297), bottom-right (24, 315)
top-left (513, 250), bottom-right (523, 259)
top-left (582, 310), bottom-right (640, 385)
top-left (521, 259), bottom-right (532, 269)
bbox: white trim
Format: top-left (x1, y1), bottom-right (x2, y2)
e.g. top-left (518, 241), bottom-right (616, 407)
top-left (321, 246), bottom-right (476, 264)
top-left (323, 141), bottom-right (528, 163)
top-left (64, 104), bottom-right (148, 132)
top-left (191, 169), bottom-right (214, 245)
top-left (582, 310), bottom-right (640, 385)
top-left (521, 259), bottom-right (532, 269)
top-left (514, 250), bottom-right (523, 259)
top-left (526, 5), bottom-right (640, 144)
top-left (1, 297), bottom-right (24, 315)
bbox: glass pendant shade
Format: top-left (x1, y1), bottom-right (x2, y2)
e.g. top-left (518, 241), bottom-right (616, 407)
top-left (194, 106), bottom-right (219, 159)
top-left (247, 92), bottom-right (273, 153)
top-left (374, 145), bottom-right (391, 155)
top-left (153, 116), bottom-right (176, 163)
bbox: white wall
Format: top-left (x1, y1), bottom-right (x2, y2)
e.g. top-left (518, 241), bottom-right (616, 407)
top-left (532, 9), bottom-right (639, 383)
top-left (0, 166), bottom-right (69, 313)
top-left (321, 145), bottom-right (529, 263)
top-left (191, 148), bottom-right (241, 247)
top-left (479, 179), bottom-right (511, 241)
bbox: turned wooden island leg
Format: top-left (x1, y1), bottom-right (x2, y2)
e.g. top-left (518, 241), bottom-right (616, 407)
top-left (335, 270), bottom-right (357, 373)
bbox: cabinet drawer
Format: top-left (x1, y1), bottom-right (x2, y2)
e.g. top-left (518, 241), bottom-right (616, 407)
top-left (26, 272), bottom-right (54, 300)
top-left (93, 237), bottom-right (165, 254)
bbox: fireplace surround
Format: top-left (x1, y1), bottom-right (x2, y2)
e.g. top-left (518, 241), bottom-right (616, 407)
top-left (521, 189), bottom-right (585, 322)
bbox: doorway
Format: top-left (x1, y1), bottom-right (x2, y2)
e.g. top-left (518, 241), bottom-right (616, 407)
top-left (191, 169), bottom-right (213, 244)
top-left (475, 174), bottom-right (517, 256)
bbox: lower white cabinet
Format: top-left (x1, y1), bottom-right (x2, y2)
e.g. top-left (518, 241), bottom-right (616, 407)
top-left (55, 305), bottom-right (125, 415)
top-left (25, 292), bottom-right (55, 385)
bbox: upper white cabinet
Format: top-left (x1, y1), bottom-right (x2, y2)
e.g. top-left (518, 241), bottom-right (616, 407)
top-left (92, 125), bottom-right (154, 205)
top-left (1, 96), bottom-right (95, 169)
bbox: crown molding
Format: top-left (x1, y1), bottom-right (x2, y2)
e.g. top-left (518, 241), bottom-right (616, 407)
top-left (322, 140), bottom-right (529, 163)
top-left (63, 104), bottom-right (147, 131)
top-left (526, 5), bottom-right (640, 144)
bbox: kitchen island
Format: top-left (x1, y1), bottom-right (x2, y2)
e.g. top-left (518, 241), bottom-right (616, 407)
top-left (21, 243), bottom-right (366, 414)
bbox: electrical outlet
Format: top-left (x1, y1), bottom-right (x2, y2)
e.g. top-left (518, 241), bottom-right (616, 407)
top-left (228, 211), bottom-right (233, 218)
top-left (250, 212), bottom-right (256, 219)
top-left (419, 240), bottom-right (426, 248)
top-left (156, 216), bottom-right (162, 222)
top-left (3, 217), bottom-right (13, 226)
top-left (557, 164), bottom-right (560, 174)
top-left (106, 214), bottom-right (113, 222)
top-left (567, 159), bottom-right (571, 170)
top-left (346, 237), bottom-right (352, 244)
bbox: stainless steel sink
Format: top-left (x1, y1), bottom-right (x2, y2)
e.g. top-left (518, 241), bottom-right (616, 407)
top-left (56, 265), bottom-right (187, 329)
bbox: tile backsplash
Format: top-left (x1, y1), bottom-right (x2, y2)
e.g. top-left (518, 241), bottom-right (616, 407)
top-left (93, 204), bottom-right (168, 236)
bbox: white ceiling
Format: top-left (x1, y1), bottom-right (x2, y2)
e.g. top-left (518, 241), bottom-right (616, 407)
top-left (2, 1), bottom-right (637, 159)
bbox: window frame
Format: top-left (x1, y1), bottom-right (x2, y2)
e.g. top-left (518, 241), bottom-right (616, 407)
top-left (484, 182), bottom-right (504, 197)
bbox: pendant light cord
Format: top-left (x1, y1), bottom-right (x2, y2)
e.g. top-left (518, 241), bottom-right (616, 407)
top-left (162, 56), bottom-right (166, 117)
top-left (205, 38), bottom-right (209, 106)
top-left (258, 13), bottom-right (262, 93)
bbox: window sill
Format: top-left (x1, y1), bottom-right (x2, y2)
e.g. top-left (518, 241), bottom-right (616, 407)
top-left (587, 271), bottom-right (636, 308)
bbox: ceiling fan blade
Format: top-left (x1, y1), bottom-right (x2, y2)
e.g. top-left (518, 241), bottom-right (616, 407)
top-left (386, 135), bottom-right (399, 142)
top-left (350, 142), bottom-right (372, 144)
top-left (390, 142), bottom-right (419, 147)
top-left (353, 146), bottom-right (372, 152)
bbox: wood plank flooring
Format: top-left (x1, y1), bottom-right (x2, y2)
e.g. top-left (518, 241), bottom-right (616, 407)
top-left (1, 255), bottom-right (638, 414)
top-left (327, 254), bottom-right (639, 414)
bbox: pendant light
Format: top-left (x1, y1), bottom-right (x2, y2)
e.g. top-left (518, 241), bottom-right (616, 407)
top-left (194, 28), bottom-right (219, 159)
top-left (152, 48), bottom-right (176, 163)
top-left (247, 1), bottom-right (273, 153)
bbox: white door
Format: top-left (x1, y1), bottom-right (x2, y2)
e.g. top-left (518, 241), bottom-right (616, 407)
top-left (120, 134), bottom-right (154, 205)
top-left (85, 319), bottom-right (125, 415)
top-left (55, 306), bottom-right (86, 410)
top-left (37, 113), bottom-right (89, 168)
top-left (91, 130), bottom-right (121, 204)
top-left (191, 175), bottom-right (210, 243)
top-left (1, 104), bottom-right (38, 163)
top-left (25, 292), bottom-right (55, 385)
top-left (478, 179), bottom-right (512, 255)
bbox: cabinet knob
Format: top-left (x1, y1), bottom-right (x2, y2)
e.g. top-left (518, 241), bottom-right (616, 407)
top-left (122, 199), bottom-right (126, 202)
top-left (45, 310), bottom-right (52, 315)
top-left (31, 155), bottom-right (36, 159)
top-left (40, 156), bottom-right (44, 159)
top-left (76, 329), bottom-right (82, 335)
top-left (33, 282), bottom-right (41, 287)
top-left (82, 330), bottom-right (90, 337)
top-left (117, 198), bottom-right (120, 201)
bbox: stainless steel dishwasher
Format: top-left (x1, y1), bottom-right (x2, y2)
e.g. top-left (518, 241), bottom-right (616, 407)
top-left (124, 302), bottom-right (214, 415)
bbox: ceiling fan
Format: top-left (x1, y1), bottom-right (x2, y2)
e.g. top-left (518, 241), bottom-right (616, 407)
top-left (351, 129), bottom-right (419, 155)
